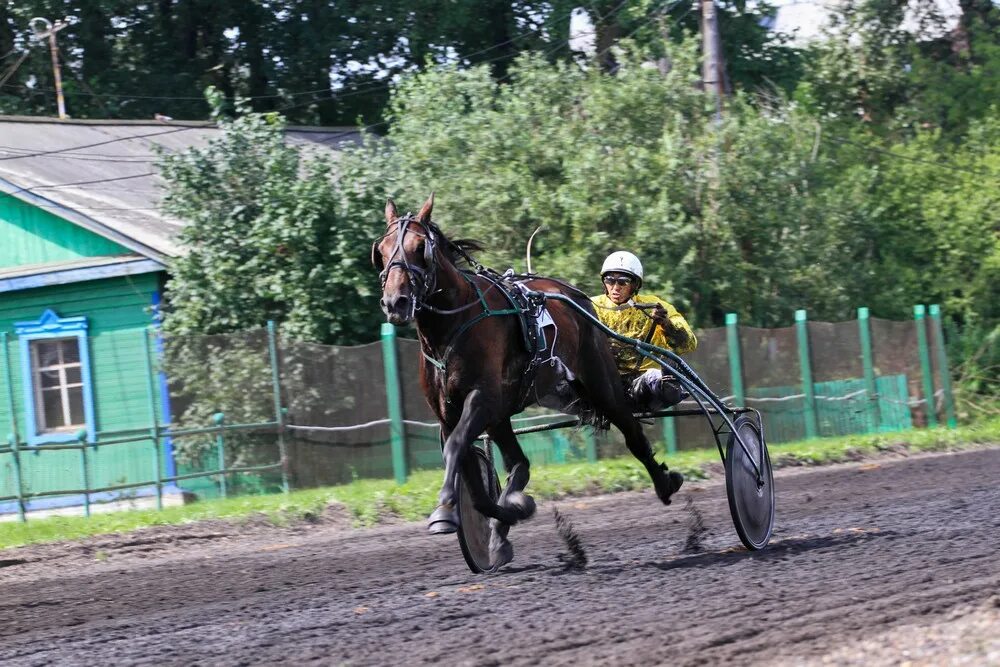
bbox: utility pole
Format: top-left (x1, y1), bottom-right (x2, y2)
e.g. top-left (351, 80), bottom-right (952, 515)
top-left (29, 17), bottom-right (69, 119)
top-left (700, 0), bottom-right (725, 123)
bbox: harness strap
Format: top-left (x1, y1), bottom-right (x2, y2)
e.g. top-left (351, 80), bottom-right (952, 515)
top-left (421, 269), bottom-right (542, 378)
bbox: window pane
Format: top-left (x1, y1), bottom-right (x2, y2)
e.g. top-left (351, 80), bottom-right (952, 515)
top-left (68, 387), bottom-right (85, 426)
top-left (42, 389), bottom-right (64, 429)
top-left (40, 368), bottom-right (62, 389)
top-left (65, 366), bottom-right (82, 385)
top-left (61, 339), bottom-right (81, 364)
top-left (34, 340), bottom-right (61, 368)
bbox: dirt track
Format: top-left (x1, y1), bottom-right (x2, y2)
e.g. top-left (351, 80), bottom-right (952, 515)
top-left (1, 447), bottom-right (998, 666)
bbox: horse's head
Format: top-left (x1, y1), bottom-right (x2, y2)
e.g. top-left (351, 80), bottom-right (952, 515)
top-left (372, 194), bottom-right (437, 325)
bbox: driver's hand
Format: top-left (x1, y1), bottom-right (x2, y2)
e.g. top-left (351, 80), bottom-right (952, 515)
top-left (651, 304), bottom-right (670, 328)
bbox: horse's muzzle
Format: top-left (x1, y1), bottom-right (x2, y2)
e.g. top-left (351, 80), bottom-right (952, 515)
top-left (381, 294), bottom-right (413, 324)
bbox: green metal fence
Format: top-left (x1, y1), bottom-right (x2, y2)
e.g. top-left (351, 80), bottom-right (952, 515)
top-left (0, 305), bottom-right (957, 521)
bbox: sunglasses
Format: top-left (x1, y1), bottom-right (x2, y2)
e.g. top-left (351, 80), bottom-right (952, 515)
top-left (603, 276), bottom-right (634, 287)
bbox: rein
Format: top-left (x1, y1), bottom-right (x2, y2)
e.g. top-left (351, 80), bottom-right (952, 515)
top-left (419, 270), bottom-right (525, 373)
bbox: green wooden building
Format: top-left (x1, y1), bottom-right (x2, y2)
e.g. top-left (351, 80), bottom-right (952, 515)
top-left (0, 116), bottom-right (357, 516)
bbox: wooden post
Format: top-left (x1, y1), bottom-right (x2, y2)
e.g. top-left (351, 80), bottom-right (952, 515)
top-left (213, 412), bottom-right (227, 498)
top-left (77, 429), bottom-right (90, 517)
top-left (266, 321), bottom-right (291, 492)
top-left (380, 323), bottom-right (409, 484)
top-left (795, 310), bottom-right (819, 439)
top-left (913, 305), bottom-right (938, 427)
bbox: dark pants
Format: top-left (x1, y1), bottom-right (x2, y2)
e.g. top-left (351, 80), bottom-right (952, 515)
top-left (627, 369), bottom-right (688, 411)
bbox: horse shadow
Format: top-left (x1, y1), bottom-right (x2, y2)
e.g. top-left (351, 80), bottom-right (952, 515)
top-left (498, 529), bottom-right (896, 577)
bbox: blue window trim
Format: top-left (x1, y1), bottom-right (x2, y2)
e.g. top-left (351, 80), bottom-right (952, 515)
top-left (15, 309), bottom-right (97, 445)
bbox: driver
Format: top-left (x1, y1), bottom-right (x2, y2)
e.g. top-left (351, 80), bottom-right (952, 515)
top-left (592, 251), bottom-right (697, 410)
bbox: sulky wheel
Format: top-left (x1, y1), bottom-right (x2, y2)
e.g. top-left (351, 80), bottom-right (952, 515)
top-left (456, 447), bottom-right (501, 573)
top-left (725, 414), bottom-right (775, 550)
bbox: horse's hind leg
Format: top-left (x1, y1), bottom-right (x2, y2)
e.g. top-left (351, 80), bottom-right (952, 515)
top-left (577, 366), bottom-right (683, 505)
top-left (484, 420), bottom-right (538, 568)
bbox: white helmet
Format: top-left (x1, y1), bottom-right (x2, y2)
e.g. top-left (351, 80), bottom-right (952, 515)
top-left (601, 251), bottom-right (643, 287)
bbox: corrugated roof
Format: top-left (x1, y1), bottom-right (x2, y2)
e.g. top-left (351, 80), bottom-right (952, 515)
top-left (0, 116), bottom-right (362, 263)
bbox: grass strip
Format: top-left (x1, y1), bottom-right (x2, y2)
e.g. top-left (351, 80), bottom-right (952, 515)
top-left (1, 417), bottom-right (998, 550)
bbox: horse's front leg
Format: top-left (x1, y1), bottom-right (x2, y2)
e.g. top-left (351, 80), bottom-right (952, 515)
top-left (427, 389), bottom-right (493, 534)
top-left (428, 390), bottom-right (531, 535)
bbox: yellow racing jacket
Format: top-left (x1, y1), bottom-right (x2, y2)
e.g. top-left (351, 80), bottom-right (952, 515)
top-left (591, 293), bottom-right (697, 374)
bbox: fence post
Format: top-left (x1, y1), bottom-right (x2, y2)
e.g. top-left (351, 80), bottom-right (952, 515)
top-left (795, 309), bottom-right (819, 439)
top-left (913, 305), bottom-right (938, 428)
top-left (266, 321), bottom-right (290, 493)
top-left (76, 429), bottom-right (91, 517)
top-left (380, 323), bottom-right (409, 485)
top-left (213, 412), bottom-right (227, 498)
top-left (584, 428), bottom-right (598, 463)
top-left (929, 305), bottom-right (957, 428)
top-left (857, 307), bottom-right (881, 433)
top-left (725, 313), bottom-right (745, 406)
top-left (661, 414), bottom-right (677, 455)
top-left (2, 333), bottom-right (27, 522)
top-left (142, 328), bottom-right (163, 510)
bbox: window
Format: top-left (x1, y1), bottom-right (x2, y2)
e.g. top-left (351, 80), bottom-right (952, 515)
top-left (31, 338), bottom-right (85, 432)
top-left (15, 309), bottom-right (95, 445)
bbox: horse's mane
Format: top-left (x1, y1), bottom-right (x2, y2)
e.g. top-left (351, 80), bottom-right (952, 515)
top-left (426, 221), bottom-right (591, 302)
top-left (426, 221), bottom-right (484, 268)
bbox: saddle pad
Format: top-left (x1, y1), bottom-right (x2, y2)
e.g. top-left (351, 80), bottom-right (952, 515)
top-left (537, 305), bottom-right (555, 330)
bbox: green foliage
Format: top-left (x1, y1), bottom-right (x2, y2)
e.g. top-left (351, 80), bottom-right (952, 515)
top-left (340, 43), bottom-right (869, 327)
top-left (158, 97), bottom-right (383, 345)
top-left (157, 97), bottom-right (386, 463)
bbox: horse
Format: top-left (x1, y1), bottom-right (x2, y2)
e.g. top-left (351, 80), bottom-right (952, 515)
top-left (372, 194), bottom-right (684, 569)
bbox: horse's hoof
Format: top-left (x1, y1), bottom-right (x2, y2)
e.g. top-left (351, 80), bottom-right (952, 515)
top-left (654, 470), bottom-right (684, 506)
top-left (427, 504), bottom-right (459, 534)
top-left (489, 537), bottom-right (514, 572)
top-left (503, 491), bottom-right (537, 521)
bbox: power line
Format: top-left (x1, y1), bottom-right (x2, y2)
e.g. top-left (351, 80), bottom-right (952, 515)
top-left (0, 50), bottom-right (30, 89)
top-left (0, 145), bottom-right (157, 162)
top-left (0, 126), bottom-right (199, 162)
top-left (824, 135), bottom-right (998, 179)
top-left (4, 171), bottom-right (155, 195)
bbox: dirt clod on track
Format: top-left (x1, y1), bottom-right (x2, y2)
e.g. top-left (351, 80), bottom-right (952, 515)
top-left (552, 506), bottom-right (588, 569)
top-left (1, 447), bottom-right (998, 666)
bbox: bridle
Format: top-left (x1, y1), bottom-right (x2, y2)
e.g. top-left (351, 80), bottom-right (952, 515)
top-left (372, 214), bottom-right (503, 321)
top-left (372, 214), bottom-right (440, 319)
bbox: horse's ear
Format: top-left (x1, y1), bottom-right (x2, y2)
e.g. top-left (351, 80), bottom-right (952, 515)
top-left (416, 192), bottom-right (434, 224)
top-left (385, 198), bottom-right (398, 224)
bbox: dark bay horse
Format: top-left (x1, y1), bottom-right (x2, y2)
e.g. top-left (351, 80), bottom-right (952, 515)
top-left (372, 194), bottom-right (683, 568)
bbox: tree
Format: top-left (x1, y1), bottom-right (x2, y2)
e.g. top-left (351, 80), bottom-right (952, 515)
top-left (343, 41), bottom-right (863, 328)
top-left (158, 93), bottom-right (383, 344)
